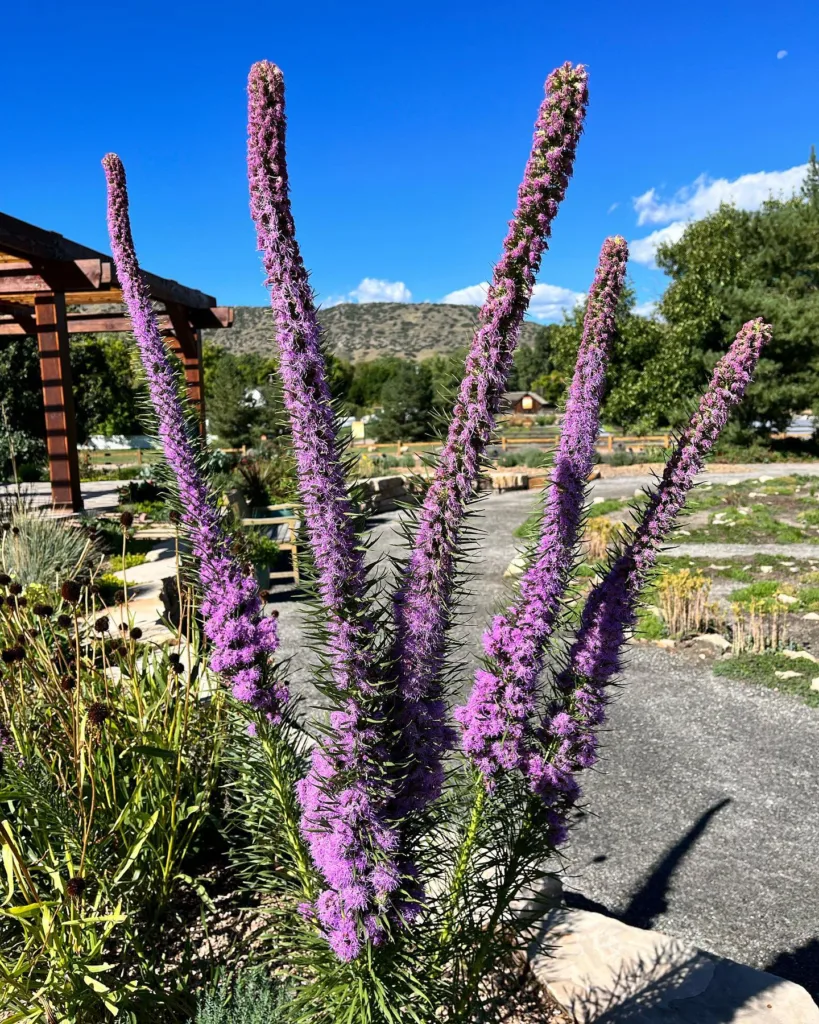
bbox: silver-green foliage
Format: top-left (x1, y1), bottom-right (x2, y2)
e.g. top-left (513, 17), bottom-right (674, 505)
top-left (192, 970), bottom-right (287, 1024)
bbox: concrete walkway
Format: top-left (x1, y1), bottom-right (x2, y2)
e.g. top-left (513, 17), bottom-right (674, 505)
top-left (273, 485), bottom-right (819, 1000)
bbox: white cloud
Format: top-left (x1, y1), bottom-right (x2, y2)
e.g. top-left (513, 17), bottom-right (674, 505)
top-left (322, 278), bottom-right (412, 306)
top-left (440, 282), bottom-right (490, 306)
top-left (607, 202), bottom-right (619, 214)
top-left (633, 300), bottom-right (658, 318)
top-left (777, 49), bottom-right (788, 59)
top-left (440, 280), bottom-right (584, 322)
top-left (629, 222), bottom-right (687, 266)
top-left (349, 277), bottom-right (412, 303)
top-left (634, 163), bottom-right (807, 226)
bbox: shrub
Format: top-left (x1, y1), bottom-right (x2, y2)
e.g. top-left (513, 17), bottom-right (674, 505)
top-left (0, 578), bottom-right (225, 1020)
top-left (656, 569), bottom-right (723, 638)
top-left (0, 505), bottom-right (98, 589)
top-left (191, 970), bottom-right (287, 1024)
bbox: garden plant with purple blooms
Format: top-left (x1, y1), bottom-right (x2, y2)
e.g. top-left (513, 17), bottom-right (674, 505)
top-left (33, 55), bottom-right (766, 1023)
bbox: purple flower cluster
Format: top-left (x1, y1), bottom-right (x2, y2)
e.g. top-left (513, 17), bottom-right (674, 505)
top-left (454, 236), bottom-right (628, 783)
top-left (103, 155), bottom-right (283, 719)
top-left (390, 62), bottom-right (590, 813)
top-left (530, 318), bottom-right (771, 826)
top-left (247, 61), bottom-right (405, 960)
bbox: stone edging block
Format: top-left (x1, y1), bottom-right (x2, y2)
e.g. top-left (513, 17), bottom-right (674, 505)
top-left (527, 908), bottom-right (819, 1023)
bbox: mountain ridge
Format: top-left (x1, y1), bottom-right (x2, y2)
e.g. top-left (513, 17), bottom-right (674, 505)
top-left (202, 302), bottom-right (544, 362)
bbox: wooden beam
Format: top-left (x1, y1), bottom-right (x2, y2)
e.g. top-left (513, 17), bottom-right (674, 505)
top-left (0, 313), bottom-right (177, 336)
top-left (0, 258), bottom-right (113, 296)
top-left (34, 293), bottom-right (83, 512)
top-left (166, 301), bottom-right (206, 434)
top-left (188, 305), bottom-right (234, 329)
top-left (0, 211), bottom-right (217, 310)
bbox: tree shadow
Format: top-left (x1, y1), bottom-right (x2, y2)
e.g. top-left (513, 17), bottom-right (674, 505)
top-left (764, 937), bottom-right (819, 1000)
top-left (564, 797), bottom-right (732, 931)
top-left (620, 797), bottom-right (731, 930)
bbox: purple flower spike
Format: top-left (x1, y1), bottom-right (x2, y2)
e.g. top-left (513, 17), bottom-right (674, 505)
top-left (103, 155), bottom-right (284, 718)
top-left (530, 318), bottom-right (771, 824)
top-left (455, 236), bottom-right (628, 781)
top-left (247, 61), bottom-right (408, 956)
top-left (390, 62), bottom-right (590, 812)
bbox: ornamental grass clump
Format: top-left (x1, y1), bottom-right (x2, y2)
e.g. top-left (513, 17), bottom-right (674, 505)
top-left (92, 58), bottom-right (768, 1023)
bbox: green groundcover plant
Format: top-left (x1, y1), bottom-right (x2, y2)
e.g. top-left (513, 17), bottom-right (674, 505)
top-left (0, 59), bottom-right (769, 1023)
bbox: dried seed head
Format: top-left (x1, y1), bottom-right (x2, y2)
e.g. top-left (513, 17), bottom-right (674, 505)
top-left (1, 649), bottom-right (16, 665)
top-left (0, 523), bottom-right (9, 533)
top-left (15, 598), bottom-right (27, 609)
top-left (120, 510), bottom-right (134, 529)
top-left (87, 702), bottom-right (110, 726)
top-left (0, 573), bottom-right (10, 587)
top-left (60, 675), bottom-right (76, 692)
top-left (57, 614), bottom-right (73, 629)
top-left (65, 876), bottom-right (87, 900)
top-left (93, 617), bottom-right (109, 634)
top-left (12, 647), bottom-right (25, 663)
top-left (118, 623), bottom-right (128, 632)
top-left (171, 661), bottom-right (184, 675)
top-left (168, 651), bottom-right (180, 665)
top-left (169, 510), bottom-right (181, 525)
top-left (8, 583), bottom-right (22, 596)
top-left (33, 604), bottom-right (54, 618)
top-left (61, 580), bottom-right (82, 604)
top-left (90, 585), bottom-right (101, 597)
top-left (259, 589), bottom-right (271, 603)
top-left (11, 527), bottom-right (19, 537)
top-left (114, 589), bottom-right (125, 605)
top-left (129, 626), bottom-right (143, 641)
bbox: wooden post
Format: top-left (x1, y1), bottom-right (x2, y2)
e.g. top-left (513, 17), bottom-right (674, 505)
top-left (34, 293), bottom-right (83, 512)
top-left (166, 304), bottom-right (206, 435)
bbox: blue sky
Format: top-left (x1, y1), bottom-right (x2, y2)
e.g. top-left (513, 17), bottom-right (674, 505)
top-left (2, 0), bottom-right (817, 322)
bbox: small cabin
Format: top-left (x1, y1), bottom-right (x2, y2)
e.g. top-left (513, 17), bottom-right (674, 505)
top-left (502, 390), bottom-right (551, 416)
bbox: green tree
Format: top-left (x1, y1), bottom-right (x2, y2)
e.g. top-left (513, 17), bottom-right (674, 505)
top-left (71, 335), bottom-right (142, 441)
top-left (511, 324), bottom-right (559, 389)
top-left (657, 156), bottom-right (819, 434)
top-left (346, 356), bottom-right (404, 411)
top-left (207, 351), bottom-right (285, 448)
top-left (545, 286), bottom-right (693, 431)
top-left (374, 362), bottom-right (434, 441)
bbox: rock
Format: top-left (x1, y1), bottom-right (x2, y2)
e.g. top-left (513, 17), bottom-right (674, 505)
top-left (693, 633), bottom-right (731, 651)
top-left (757, 474), bottom-right (775, 482)
top-left (781, 649), bottom-right (819, 664)
top-left (727, 479), bottom-right (741, 486)
top-left (760, 565), bottom-right (774, 574)
top-left (527, 908), bottom-right (819, 1024)
top-left (504, 554), bottom-right (527, 578)
top-left (677, 528), bottom-right (691, 536)
top-left (591, 495), bottom-right (606, 505)
top-left (709, 564), bottom-right (731, 570)
top-left (742, 564), bottom-right (752, 570)
top-left (812, 678), bottom-right (819, 692)
top-left (774, 670), bottom-right (803, 680)
top-left (654, 638), bottom-right (676, 649)
top-left (776, 593), bottom-right (799, 605)
top-left (803, 612), bottom-right (819, 621)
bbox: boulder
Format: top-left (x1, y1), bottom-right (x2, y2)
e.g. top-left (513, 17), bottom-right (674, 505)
top-left (528, 908), bottom-right (819, 1024)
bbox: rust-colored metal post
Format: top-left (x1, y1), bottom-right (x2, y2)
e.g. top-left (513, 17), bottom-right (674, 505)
top-left (34, 292), bottom-right (83, 512)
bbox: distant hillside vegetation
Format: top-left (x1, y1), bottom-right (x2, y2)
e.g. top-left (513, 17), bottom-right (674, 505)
top-left (203, 303), bottom-right (543, 362)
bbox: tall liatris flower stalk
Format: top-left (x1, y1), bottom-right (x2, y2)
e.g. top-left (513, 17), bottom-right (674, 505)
top-left (102, 155), bottom-right (283, 718)
top-left (528, 318), bottom-right (771, 823)
top-left (247, 61), bottom-right (405, 961)
top-left (391, 62), bottom-right (589, 812)
top-left (454, 236), bottom-right (629, 783)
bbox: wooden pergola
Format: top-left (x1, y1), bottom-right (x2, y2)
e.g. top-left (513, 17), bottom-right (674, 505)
top-left (0, 212), bottom-right (233, 513)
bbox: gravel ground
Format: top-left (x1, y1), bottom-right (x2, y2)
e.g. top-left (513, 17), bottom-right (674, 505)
top-left (274, 482), bottom-right (819, 1001)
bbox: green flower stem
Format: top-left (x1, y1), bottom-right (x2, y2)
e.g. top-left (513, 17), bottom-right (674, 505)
top-left (438, 775), bottom-right (486, 950)
top-left (452, 798), bottom-right (538, 1021)
top-left (262, 733), bottom-right (316, 900)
